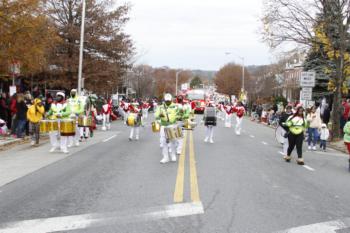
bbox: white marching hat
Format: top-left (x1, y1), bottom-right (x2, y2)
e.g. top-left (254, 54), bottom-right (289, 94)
top-left (57, 92), bottom-right (65, 98)
top-left (164, 93), bottom-right (172, 101)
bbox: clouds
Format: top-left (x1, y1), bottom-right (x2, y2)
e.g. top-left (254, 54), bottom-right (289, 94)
top-left (124, 0), bottom-right (271, 70)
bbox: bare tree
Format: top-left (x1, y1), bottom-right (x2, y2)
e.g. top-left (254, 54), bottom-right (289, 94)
top-left (262, 0), bottom-right (350, 139)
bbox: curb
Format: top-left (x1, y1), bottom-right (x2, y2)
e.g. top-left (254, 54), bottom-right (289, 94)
top-left (0, 135), bottom-right (50, 152)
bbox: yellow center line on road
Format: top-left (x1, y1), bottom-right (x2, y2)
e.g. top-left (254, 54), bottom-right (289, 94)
top-left (173, 130), bottom-right (188, 203)
top-left (189, 130), bottom-right (200, 203)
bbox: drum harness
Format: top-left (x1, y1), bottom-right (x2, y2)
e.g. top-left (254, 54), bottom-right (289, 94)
top-left (163, 104), bottom-right (171, 143)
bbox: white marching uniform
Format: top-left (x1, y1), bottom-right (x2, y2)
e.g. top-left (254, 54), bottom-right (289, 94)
top-left (102, 103), bottom-right (111, 131)
top-left (48, 102), bottom-right (69, 153)
top-left (224, 106), bottom-right (233, 128)
top-left (234, 106), bottom-right (245, 135)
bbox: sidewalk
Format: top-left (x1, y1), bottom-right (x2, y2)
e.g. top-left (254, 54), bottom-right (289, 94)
top-left (250, 118), bottom-right (348, 154)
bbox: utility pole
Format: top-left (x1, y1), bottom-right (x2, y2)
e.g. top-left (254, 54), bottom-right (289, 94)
top-left (77, 0), bottom-right (86, 95)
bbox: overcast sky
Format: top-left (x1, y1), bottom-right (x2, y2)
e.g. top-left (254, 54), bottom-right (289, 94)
top-left (124, 0), bottom-right (272, 71)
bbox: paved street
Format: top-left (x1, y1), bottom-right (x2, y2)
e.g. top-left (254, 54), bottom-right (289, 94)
top-left (0, 117), bottom-right (350, 233)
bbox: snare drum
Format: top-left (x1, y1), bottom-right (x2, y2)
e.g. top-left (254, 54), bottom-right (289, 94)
top-left (151, 121), bottom-right (160, 132)
top-left (164, 125), bottom-right (183, 140)
top-left (47, 120), bottom-right (59, 132)
top-left (60, 119), bottom-right (75, 136)
top-left (78, 115), bottom-right (92, 127)
top-left (126, 114), bottom-right (136, 126)
top-left (40, 120), bottom-right (50, 133)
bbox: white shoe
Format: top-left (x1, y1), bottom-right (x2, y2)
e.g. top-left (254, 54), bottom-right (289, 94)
top-left (312, 146), bottom-right (316, 151)
top-left (68, 144), bottom-right (73, 148)
top-left (62, 149), bottom-right (69, 154)
top-left (160, 157), bottom-right (170, 164)
top-left (170, 154), bottom-right (177, 162)
top-left (135, 136), bottom-right (139, 141)
top-left (308, 146), bottom-right (311, 150)
top-left (75, 142), bottom-right (80, 147)
top-left (49, 147), bottom-right (56, 153)
top-left (30, 141), bottom-right (35, 146)
top-left (210, 139), bottom-right (214, 144)
top-left (204, 138), bottom-right (208, 143)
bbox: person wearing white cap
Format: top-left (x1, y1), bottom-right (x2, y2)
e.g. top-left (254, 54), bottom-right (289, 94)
top-left (47, 92), bottom-right (70, 153)
top-left (155, 93), bottom-right (180, 164)
top-left (67, 89), bottom-right (84, 147)
top-left (128, 101), bottom-right (142, 141)
top-left (233, 101), bottom-right (246, 135)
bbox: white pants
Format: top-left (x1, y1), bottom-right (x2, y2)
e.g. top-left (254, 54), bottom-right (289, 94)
top-left (102, 113), bottom-right (111, 130)
top-left (205, 125), bottom-right (214, 141)
top-left (235, 116), bottom-right (243, 135)
top-left (142, 109), bottom-right (148, 119)
top-left (281, 128), bottom-right (289, 155)
top-left (129, 127), bottom-right (140, 139)
top-left (160, 127), bottom-right (176, 159)
top-left (69, 124), bottom-right (80, 146)
top-left (225, 114), bottom-right (232, 127)
top-left (49, 131), bottom-right (68, 151)
top-left (79, 127), bottom-right (90, 138)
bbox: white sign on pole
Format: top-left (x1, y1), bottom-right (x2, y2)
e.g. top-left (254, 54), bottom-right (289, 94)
top-left (9, 86), bottom-right (16, 97)
top-left (181, 83), bottom-right (189, 91)
top-left (300, 87), bottom-right (313, 101)
top-left (300, 72), bottom-right (316, 87)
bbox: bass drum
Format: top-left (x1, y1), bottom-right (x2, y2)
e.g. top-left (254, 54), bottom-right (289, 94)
top-left (60, 119), bottom-right (75, 136)
top-left (39, 120), bottom-right (50, 134)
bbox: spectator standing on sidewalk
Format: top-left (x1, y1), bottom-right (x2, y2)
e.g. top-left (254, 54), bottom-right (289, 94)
top-left (27, 98), bottom-right (45, 146)
top-left (306, 105), bottom-right (322, 151)
top-left (319, 123), bottom-right (330, 152)
top-left (15, 94), bottom-right (28, 138)
top-left (10, 93), bottom-right (17, 136)
top-left (0, 93), bottom-right (9, 124)
top-left (343, 120), bottom-right (350, 171)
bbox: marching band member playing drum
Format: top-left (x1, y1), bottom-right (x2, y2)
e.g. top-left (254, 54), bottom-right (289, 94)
top-left (176, 96), bottom-right (191, 155)
top-left (155, 93), bottom-right (180, 164)
top-left (47, 92), bottom-right (70, 153)
top-left (67, 89), bottom-right (84, 147)
top-left (128, 102), bottom-right (142, 141)
top-left (233, 101), bottom-right (246, 135)
top-left (101, 99), bottom-right (112, 131)
top-left (203, 101), bottom-right (217, 143)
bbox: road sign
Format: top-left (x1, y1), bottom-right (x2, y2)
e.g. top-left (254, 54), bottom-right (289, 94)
top-left (300, 87), bottom-right (312, 101)
top-left (181, 83), bottom-right (189, 91)
top-left (300, 71), bottom-right (316, 87)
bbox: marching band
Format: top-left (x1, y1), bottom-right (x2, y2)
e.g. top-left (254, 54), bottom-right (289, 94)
top-left (39, 90), bottom-right (247, 164)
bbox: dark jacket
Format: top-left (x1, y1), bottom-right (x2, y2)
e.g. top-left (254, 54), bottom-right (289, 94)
top-left (16, 102), bottom-right (28, 121)
top-left (279, 111), bottom-right (293, 131)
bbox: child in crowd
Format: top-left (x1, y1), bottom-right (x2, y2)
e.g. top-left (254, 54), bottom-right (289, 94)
top-left (319, 123), bottom-right (329, 151)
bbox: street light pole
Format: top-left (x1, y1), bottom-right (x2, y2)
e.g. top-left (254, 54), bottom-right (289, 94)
top-left (176, 70), bottom-right (181, 96)
top-left (77, 0), bottom-right (86, 95)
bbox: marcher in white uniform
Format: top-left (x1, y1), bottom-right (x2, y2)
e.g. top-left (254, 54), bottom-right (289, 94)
top-left (233, 101), bottom-right (246, 135)
top-left (176, 96), bottom-right (191, 155)
top-left (101, 99), bottom-right (112, 131)
top-left (47, 92), bottom-right (70, 153)
top-left (128, 102), bottom-right (142, 141)
top-left (67, 89), bottom-right (84, 147)
top-left (155, 94), bottom-right (179, 164)
top-left (203, 101), bottom-right (217, 143)
top-left (224, 104), bottom-right (233, 128)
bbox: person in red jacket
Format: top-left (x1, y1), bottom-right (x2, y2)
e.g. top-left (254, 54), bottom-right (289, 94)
top-left (10, 94), bottom-right (17, 136)
top-left (224, 103), bottom-right (233, 128)
top-left (233, 101), bottom-right (246, 135)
